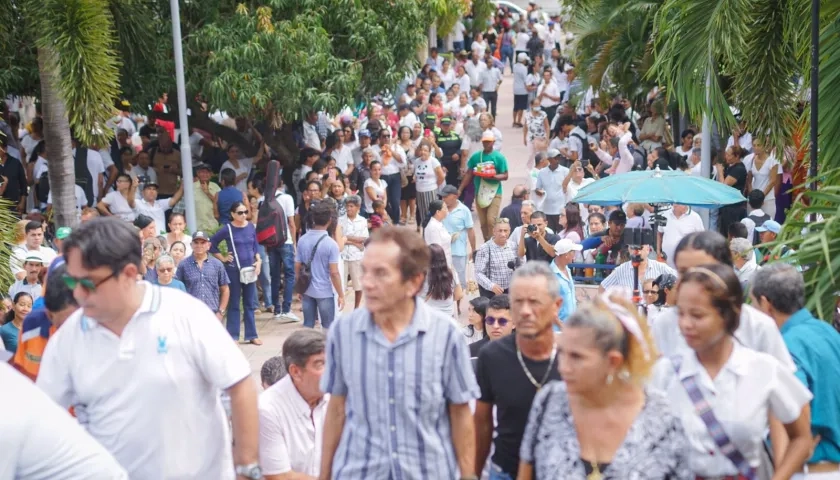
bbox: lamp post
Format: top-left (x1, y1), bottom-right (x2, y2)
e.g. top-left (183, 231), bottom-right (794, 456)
top-left (170, 0), bottom-right (197, 233)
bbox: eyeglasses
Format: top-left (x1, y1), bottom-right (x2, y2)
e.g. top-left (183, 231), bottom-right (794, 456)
top-left (485, 316), bottom-right (510, 327)
top-left (158, 267), bottom-right (174, 273)
top-left (62, 272), bottom-right (117, 293)
top-left (234, 210), bottom-right (248, 215)
top-left (643, 289), bottom-right (659, 295)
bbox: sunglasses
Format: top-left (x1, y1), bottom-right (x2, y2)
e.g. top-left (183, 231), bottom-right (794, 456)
top-left (62, 272), bottom-right (116, 293)
top-left (644, 289), bottom-right (659, 295)
top-left (495, 218), bottom-right (510, 224)
top-left (485, 316), bottom-right (510, 327)
top-left (234, 210), bottom-right (248, 215)
top-left (158, 267), bottom-right (174, 273)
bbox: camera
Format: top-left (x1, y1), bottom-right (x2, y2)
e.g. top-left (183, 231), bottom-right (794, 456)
top-left (622, 227), bottom-right (655, 249)
top-left (526, 224), bottom-right (538, 233)
top-left (507, 259), bottom-right (522, 270)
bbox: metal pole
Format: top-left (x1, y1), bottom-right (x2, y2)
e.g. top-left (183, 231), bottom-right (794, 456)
top-left (170, 0), bottom-right (197, 233)
top-left (809, 0), bottom-right (819, 190)
top-left (699, 67), bottom-right (712, 228)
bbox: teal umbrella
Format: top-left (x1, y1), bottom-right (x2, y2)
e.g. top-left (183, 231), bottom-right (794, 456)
top-left (572, 168), bottom-right (746, 207)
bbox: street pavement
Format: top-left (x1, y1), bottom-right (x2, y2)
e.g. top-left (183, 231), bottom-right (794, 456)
top-left (240, 69), bottom-right (531, 383)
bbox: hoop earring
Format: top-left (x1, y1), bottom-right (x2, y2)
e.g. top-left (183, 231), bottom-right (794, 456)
top-left (618, 369), bottom-right (631, 383)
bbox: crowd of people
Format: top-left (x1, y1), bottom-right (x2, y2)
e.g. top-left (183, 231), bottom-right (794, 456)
top-left (2, 2), bottom-right (840, 480)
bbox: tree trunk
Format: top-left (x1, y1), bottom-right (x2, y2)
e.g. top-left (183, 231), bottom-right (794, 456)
top-left (37, 47), bottom-right (78, 228)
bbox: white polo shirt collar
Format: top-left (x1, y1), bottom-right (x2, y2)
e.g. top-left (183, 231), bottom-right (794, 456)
top-left (80, 282), bottom-right (162, 333)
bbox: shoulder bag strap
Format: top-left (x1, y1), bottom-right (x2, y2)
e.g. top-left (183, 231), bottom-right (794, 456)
top-left (485, 243), bottom-right (493, 277)
top-left (670, 356), bottom-right (757, 480)
top-left (308, 234), bottom-right (328, 266)
top-left (227, 224), bottom-right (242, 270)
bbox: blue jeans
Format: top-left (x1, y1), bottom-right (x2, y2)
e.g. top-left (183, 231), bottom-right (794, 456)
top-left (453, 41), bottom-right (464, 53)
top-left (269, 243), bottom-right (296, 314)
top-left (257, 244), bottom-right (272, 307)
top-left (501, 45), bottom-right (514, 71)
top-left (302, 295), bottom-right (335, 329)
top-left (489, 468), bottom-right (514, 480)
top-left (382, 172), bottom-right (402, 225)
top-left (225, 264), bottom-right (258, 341)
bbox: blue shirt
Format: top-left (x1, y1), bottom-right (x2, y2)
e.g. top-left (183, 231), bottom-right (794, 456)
top-left (550, 260), bottom-right (577, 322)
top-left (210, 223), bottom-right (259, 270)
top-left (442, 201), bottom-right (474, 257)
top-left (0, 321), bottom-right (20, 353)
top-left (175, 255), bottom-right (230, 312)
top-left (216, 186), bottom-right (243, 225)
top-left (295, 229), bottom-right (340, 299)
top-left (156, 279), bottom-right (187, 292)
top-left (321, 299), bottom-right (480, 479)
top-left (780, 308), bottom-right (840, 462)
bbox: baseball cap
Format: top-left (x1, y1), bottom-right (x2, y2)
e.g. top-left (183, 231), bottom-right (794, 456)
top-left (564, 63), bottom-right (575, 72)
top-left (195, 163), bottom-right (213, 172)
top-left (481, 131), bottom-right (496, 142)
top-left (358, 129), bottom-right (371, 138)
top-left (517, 52), bottom-right (530, 63)
top-left (192, 231), bottom-right (210, 241)
top-left (424, 114), bottom-right (437, 122)
top-left (441, 116), bottom-right (452, 124)
top-left (554, 239), bottom-right (583, 256)
top-left (440, 185), bottom-right (459, 196)
top-left (55, 226), bottom-right (72, 240)
top-left (755, 220), bottom-right (781, 234)
top-left (546, 148), bottom-right (561, 158)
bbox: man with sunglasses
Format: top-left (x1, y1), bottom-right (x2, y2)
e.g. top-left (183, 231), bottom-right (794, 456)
top-left (36, 218), bottom-right (260, 480)
top-left (474, 262), bottom-right (562, 480)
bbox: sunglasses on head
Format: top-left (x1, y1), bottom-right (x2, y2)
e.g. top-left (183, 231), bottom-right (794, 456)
top-left (485, 316), bottom-right (509, 327)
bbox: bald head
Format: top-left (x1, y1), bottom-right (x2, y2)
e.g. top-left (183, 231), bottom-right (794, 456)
top-left (512, 184), bottom-right (529, 201)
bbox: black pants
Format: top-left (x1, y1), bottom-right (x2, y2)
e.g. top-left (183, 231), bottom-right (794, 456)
top-left (543, 104), bottom-right (559, 127)
top-left (482, 91), bottom-right (499, 119)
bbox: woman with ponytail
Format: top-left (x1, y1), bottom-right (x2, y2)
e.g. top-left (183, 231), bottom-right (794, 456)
top-left (423, 200), bottom-right (452, 267)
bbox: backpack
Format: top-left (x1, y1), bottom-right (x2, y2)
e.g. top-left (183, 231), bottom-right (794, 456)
top-left (570, 132), bottom-right (600, 177)
top-left (255, 159), bottom-right (289, 248)
top-left (748, 212), bottom-right (771, 245)
top-left (74, 147), bottom-right (95, 207)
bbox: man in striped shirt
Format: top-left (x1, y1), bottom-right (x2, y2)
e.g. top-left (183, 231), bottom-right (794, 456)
top-left (599, 243), bottom-right (676, 293)
top-left (319, 227), bottom-right (480, 480)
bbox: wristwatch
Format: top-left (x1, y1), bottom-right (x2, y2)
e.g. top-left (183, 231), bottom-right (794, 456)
top-left (235, 463), bottom-right (263, 479)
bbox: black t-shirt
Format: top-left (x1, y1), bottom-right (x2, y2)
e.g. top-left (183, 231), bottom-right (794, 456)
top-left (139, 124), bottom-right (156, 139)
top-left (724, 161), bottom-right (748, 193)
top-left (470, 337), bottom-right (491, 357)
top-left (524, 232), bottom-right (562, 263)
top-left (476, 333), bottom-right (562, 475)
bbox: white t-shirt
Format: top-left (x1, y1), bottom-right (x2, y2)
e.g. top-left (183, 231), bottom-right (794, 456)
top-left (363, 178), bottom-right (388, 213)
top-left (189, 132), bottom-right (205, 163)
top-left (0, 363), bottom-right (129, 480)
top-left (258, 376), bottom-right (328, 477)
top-left (221, 158), bottom-right (253, 194)
top-left (453, 21), bottom-right (465, 42)
top-left (660, 210), bottom-right (705, 268)
top-left (537, 80), bottom-right (561, 107)
top-left (332, 145), bottom-right (353, 173)
top-left (413, 157), bottom-right (442, 193)
top-left (102, 190), bottom-right (136, 222)
top-left (74, 148), bottom-right (105, 200)
top-left (726, 132), bottom-right (754, 152)
top-left (134, 198), bottom-right (171, 234)
top-left (47, 185), bottom-right (87, 212)
top-left (515, 32), bottom-right (530, 51)
top-left (37, 284), bottom-right (252, 480)
top-left (744, 154), bottom-right (780, 200)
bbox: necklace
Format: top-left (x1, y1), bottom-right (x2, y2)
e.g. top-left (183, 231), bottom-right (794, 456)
top-left (586, 458), bottom-right (603, 480)
top-left (515, 339), bottom-right (557, 391)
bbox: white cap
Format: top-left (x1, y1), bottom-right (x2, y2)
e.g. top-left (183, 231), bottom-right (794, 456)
top-left (554, 239), bottom-right (583, 255)
top-left (517, 52), bottom-right (530, 63)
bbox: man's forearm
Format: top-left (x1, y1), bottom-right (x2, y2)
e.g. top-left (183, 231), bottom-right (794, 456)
top-left (319, 396), bottom-right (347, 480)
top-left (450, 403), bottom-right (475, 477)
top-left (228, 376), bottom-right (260, 466)
top-left (219, 286), bottom-right (230, 311)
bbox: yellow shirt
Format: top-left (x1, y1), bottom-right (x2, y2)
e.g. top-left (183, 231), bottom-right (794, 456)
top-left (193, 181), bottom-right (221, 232)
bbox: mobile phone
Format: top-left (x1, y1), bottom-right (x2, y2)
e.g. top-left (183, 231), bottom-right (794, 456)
top-left (581, 158), bottom-right (590, 168)
top-left (328, 168), bottom-right (336, 182)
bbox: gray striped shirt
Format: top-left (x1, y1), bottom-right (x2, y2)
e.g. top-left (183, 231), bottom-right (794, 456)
top-left (600, 259), bottom-right (677, 291)
top-left (321, 299), bottom-right (480, 479)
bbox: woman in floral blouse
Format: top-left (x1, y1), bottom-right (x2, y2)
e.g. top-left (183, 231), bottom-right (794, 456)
top-left (523, 97), bottom-right (549, 170)
top-left (518, 292), bottom-right (692, 480)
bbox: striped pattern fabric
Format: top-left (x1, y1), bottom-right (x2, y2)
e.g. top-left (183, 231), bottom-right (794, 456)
top-left (321, 299), bottom-right (480, 479)
top-left (671, 356), bottom-right (757, 480)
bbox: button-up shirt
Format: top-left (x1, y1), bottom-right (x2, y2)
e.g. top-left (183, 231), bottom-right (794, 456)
top-left (320, 299), bottom-right (479, 480)
top-left (780, 308), bottom-right (840, 463)
top-left (338, 214), bottom-right (369, 262)
top-left (443, 201), bottom-right (474, 257)
top-left (175, 255), bottom-right (230, 312)
top-left (601, 259), bottom-right (676, 291)
top-left (550, 261), bottom-right (576, 321)
top-left (535, 165), bottom-right (570, 215)
top-left (474, 240), bottom-right (518, 291)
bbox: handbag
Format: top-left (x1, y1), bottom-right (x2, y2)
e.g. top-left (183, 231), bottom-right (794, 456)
top-left (671, 355), bottom-right (757, 480)
top-left (293, 234), bottom-right (328, 295)
top-left (227, 224), bottom-right (258, 284)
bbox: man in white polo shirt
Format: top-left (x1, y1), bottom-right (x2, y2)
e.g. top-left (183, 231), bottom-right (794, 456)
top-left (36, 218), bottom-right (262, 480)
top-left (258, 329), bottom-right (329, 478)
top-left (10, 220), bottom-right (57, 281)
top-left (133, 181), bottom-right (184, 235)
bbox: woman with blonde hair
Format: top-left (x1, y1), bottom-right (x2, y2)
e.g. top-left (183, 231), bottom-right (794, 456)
top-left (518, 290), bottom-right (692, 480)
top-left (13, 219), bottom-right (27, 246)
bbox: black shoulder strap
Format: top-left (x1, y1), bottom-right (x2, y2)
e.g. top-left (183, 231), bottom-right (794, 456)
top-left (308, 234), bottom-right (328, 266)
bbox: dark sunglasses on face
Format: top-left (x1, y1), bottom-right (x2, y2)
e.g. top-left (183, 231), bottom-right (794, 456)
top-left (485, 316), bottom-right (509, 327)
top-left (62, 272), bottom-right (116, 293)
top-left (158, 267), bottom-right (174, 273)
top-left (234, 210), bottom-right (248, 215)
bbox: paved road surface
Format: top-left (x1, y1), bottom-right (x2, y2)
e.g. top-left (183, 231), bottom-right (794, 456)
top-left (240, 70), bottom-right (531, 383)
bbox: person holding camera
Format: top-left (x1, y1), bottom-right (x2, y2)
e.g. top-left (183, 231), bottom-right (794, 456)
top-left (599, 237), bottom-right (675, 294)
top-left (517, 211), bottom-right (561, 263)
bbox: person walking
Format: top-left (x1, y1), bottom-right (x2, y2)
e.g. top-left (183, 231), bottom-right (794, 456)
top-left (460, 131), bottom-right (509, 240)
top-left (175, 231), bottom-right (230, 319)
top-left (319, 227), bottom-right (479, 480)
top-left (36, 218), bottom-right (261, 480)
top-left (295, 201), bottom-right (344, 329)
top-left (210, 201), bottom-right (263, 345)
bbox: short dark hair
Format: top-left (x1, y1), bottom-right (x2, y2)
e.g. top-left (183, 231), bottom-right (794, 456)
top-left (25, 220), bottom-right (43, 234)
top-left (674, 231), bottom-right (733, 267)
top-left (557, 115), bottom-right (576, 128)
top-left (728, 222), bottom-right (749, 239)
top-left (43, 263), bottom-right (77, 313)
top-left (62, 217), bottom-right (142, 272)
top-left (282, 330), bottom-right (326, 372)
top-left (309, 200), bottom-right (332, 227)
top-left (220, 168), bottom-right (237, 187)
top-left (260, 356), bottom-right (287, 387)
top-left (608, 209), bottom-right (627, 225)
top-left (530, 211), bottom-right (547, 222)
top-left (488, 293), bottom-right (511, 311)
top-left (680, 129), bottom-right (696, 140)
top-left (249, 175), bottom-right (265, 195)
top-left (748, 189), bottom-right (765, 209)
top-left (368, 227), bottom-right (430, 282)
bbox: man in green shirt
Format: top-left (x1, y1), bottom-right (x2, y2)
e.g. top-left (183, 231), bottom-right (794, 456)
top-left (458, 131), bottom-right (509, 239)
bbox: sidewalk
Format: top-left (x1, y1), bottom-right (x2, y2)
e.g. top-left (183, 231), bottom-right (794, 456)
top-left (240, 69), bottom-right (532, 381)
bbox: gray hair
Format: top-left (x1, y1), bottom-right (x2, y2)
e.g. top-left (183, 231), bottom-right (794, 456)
top-left (521, 200), bottom-right (535, 209)
top-left (345, 195), bottom-right (362, 206)
top-left (511, 261), bottom-right (560, 299)
top-left (751, 263), bottom-right (805, 314)
top-left (282, 329), bottom-right (326, 372)
top-left (155, 255), bottom-right (176, 269)
top-left (729, 238), bottom-right (754, 261)
top-left (63, 217), bottom-right (142, 272)
top-left (260, 356), bottom-right (287, 387)
top-left (566, 301), bottom-right (629, 357)
top-left (362, 147), bottom-right (378, 160)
